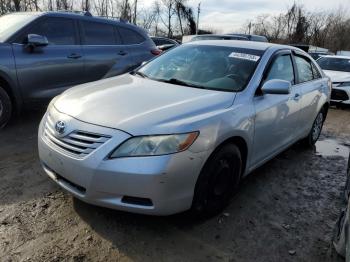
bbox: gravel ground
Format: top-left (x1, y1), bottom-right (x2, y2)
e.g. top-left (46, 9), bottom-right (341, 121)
top-left (0, 107), bottom-right (349, 262)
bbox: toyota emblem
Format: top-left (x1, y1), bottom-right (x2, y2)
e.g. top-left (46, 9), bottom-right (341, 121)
top-left (55, 121), bottom-right (66, 135)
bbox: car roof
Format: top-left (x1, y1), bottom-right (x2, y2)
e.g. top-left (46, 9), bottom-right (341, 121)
top-left (185, 40), bottom-right (294, 52)
top-left (321, 55), bottom-right (350, 59)
top-left (194, 34), bottom-right (247, 38)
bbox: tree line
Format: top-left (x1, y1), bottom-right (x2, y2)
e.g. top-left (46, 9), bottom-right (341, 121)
top-left (0, 0), bottom-right (197, 37)
top-left (242, 3), bottom-right (350, 52)
top-left (1, 1), bottom-right (349, 51)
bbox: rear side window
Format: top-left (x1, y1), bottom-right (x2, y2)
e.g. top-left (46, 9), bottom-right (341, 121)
top-left (295, 55), bottom-right (314, 83)
top-left (118, 27), bottom-right (145, 45)
top-left (82, 21), bottom-right (119, 45)
top-left (24, 17), bottom-right (76, 45)
top-left (265, 54), bottom-right (295, 84)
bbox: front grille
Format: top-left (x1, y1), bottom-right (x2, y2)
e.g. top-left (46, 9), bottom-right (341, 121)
top-left (331, 89), bottom-right (349, 101)
top-left (44, 114), bottom-right (111, 157)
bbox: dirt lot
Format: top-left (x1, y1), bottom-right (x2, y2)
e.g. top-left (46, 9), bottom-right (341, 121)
top-left (0, 107), bottom-right (349, 262)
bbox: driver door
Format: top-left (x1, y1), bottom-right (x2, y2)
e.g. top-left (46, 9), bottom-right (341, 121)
top-left (12, 17), bottom-right (85, 103)
top-left (252, 52), bottom-right (302, 166)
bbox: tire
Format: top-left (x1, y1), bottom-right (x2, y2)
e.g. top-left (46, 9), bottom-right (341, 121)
top-left (302, 109), bottom-right (325, 147)
top-left (190, 144), bottom-right (242, 218)
top-left (0, 86), bottom-right (12, 129)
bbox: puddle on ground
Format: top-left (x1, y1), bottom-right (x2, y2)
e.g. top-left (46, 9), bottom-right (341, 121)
top-left (315, 139), bottom-right (349, 158)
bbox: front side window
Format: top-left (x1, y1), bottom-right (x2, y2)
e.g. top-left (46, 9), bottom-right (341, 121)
top-left (119, 27), bottom-right (145, 45)
top-left (295, 55), bottom-right (314, 83)
top-left (82, 21), bottom-right (118, 45)
top-left (137, 45), bottom-right (263, 92)
top-left (317, 57), bottom-right (350, 72)
top-left (24, 17), bottom-right (76, 45)
top-left (265, 54), bottom-right (295, 84)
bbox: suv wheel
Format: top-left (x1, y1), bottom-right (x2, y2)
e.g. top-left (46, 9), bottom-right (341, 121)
top-left (302, 109), bottom-right (325, 147)
top-left (0, 86), bottom-right (12, 128)
top-left (190, 144), bottom-right (242, 218)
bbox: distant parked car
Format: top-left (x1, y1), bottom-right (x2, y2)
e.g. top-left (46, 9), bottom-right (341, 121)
top-left (38, 41), bottom-right (331, 216)
top-left (189, 34), bottom-right (248, 42)
top-left (151, 36), bottom-right (179, 51)
top-left (317, 56), bottom-right (350, 107)
top-left (228, 34), bottom-right (268, 42)
top-left (0, 11), bottom-right (159, 128)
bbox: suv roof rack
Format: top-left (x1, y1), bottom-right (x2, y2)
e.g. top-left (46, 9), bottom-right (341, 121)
top-left (95, 15), bottom-right (128, 23)
top-left (56, 10), bottom-right (93, 17)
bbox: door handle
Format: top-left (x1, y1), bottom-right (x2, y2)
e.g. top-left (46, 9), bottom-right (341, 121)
top-left (293, 93), bottom-right (301, 101)
top-left (118, 51), bottom-right (128, 56)
top-left (67, 53), bottom-right (82, 59)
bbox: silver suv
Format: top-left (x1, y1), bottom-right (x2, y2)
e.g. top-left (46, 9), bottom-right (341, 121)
top-left (38, 41), bottom-right (331, 216)
top-left (0, 11), bottom-right (158, 127)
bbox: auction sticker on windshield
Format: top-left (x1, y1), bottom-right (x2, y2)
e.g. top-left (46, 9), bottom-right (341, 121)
top-left (229, 52), bottom-right (260, 62)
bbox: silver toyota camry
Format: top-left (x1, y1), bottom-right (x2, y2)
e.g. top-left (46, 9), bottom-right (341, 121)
top-left (38, 41), bottom-right (331, 216)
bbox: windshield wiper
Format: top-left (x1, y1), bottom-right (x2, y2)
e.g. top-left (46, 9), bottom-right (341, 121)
top-left (156, 78), bottom-right (205, 89)
top-left (131, 71), bottom-right (149, 78)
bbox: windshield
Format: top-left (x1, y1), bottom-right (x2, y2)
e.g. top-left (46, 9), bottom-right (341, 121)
top-left (317, 57), bottom-right (350, 72)
top-left (137, 44), bottom-right (263, 92)
top-left (0, 13), bottom-right (37, 42)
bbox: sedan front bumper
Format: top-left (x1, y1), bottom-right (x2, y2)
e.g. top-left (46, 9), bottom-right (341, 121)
top-left (38, 109), bottom-right (207, 215)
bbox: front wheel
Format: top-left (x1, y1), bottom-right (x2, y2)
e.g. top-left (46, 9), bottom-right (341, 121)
top-left (0, 86), bottom-right (12, 129)
top-left (190, 144), bottom-right (242, 218)
top-left (302, 109), bottom-right (325, 147)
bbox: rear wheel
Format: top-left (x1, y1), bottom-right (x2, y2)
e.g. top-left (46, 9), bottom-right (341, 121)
top-left (190, 144), bottom-right (242, 218)
top-left (302, 109), bottom-right (325, 147)
top-left (0, 86), bottom-right (12, 129)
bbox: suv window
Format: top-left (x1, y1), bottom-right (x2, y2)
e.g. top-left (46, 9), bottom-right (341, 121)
top-left (23, 17), bottom-right (76, 45)
top-left (295, 55), bottom-right (314, 83)
top-left (82, 21), bottom-right (118, 45)
top-left (118, 27), bottom-right (145, 44)
top-left (265, 54), bottom-right (295, 84)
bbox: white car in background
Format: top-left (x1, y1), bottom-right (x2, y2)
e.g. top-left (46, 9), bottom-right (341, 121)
top-left (317, 56), bottom-right (350, 106)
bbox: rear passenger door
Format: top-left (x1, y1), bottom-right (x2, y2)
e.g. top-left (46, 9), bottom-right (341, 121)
top-left (293, 52), bottom-right (327, 135)
top-left (117, 26), bottom-right (153, 70)
top-left (80, 20), bottom-right (134, 82)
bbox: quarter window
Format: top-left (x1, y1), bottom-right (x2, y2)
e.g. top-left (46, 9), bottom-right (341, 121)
top-left (311, 62), bottom-right (322, 79)
top-left (83, 21), bottom-right (119, 45)
top-left (265, 54), bottom-right (295, 84)
top-left (24, 18), bottom-right (76, 45)
top-left (118, 27), bottom-right (145, 44)
top-left (295, 55), bottom-right (314, 83)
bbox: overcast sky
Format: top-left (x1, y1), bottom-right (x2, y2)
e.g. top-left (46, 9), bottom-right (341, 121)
top-left (140, 0), bottom-right (350, 33)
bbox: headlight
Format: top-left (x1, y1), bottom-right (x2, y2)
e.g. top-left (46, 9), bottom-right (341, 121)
top-left (338, 82), bottom-right (350, 87)
top-left (109, 132), bottom-right (199, 158)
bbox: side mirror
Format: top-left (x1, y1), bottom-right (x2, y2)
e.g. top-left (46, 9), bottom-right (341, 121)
top-left (261, 79), bottom-right (291, 95)
top-left (26, 34), bottom-right (48, 48)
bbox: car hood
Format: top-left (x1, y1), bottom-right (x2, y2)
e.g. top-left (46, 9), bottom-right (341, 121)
top-left (54, 74), bottom-right (236, 135)
top-left (323, 70), bottom-right (350, 83)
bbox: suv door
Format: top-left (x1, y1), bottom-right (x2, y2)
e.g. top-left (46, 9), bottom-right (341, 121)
top-left (293, 53), bottom-right (327, 135)
top-left (117, 26), bottom-right (152, 70)
top-left (252, 52), bottom-right (301, 165)
top-left (12, 17), bottom-right (84, 102)
top-left (80, 20), bottom-right (135, 82)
